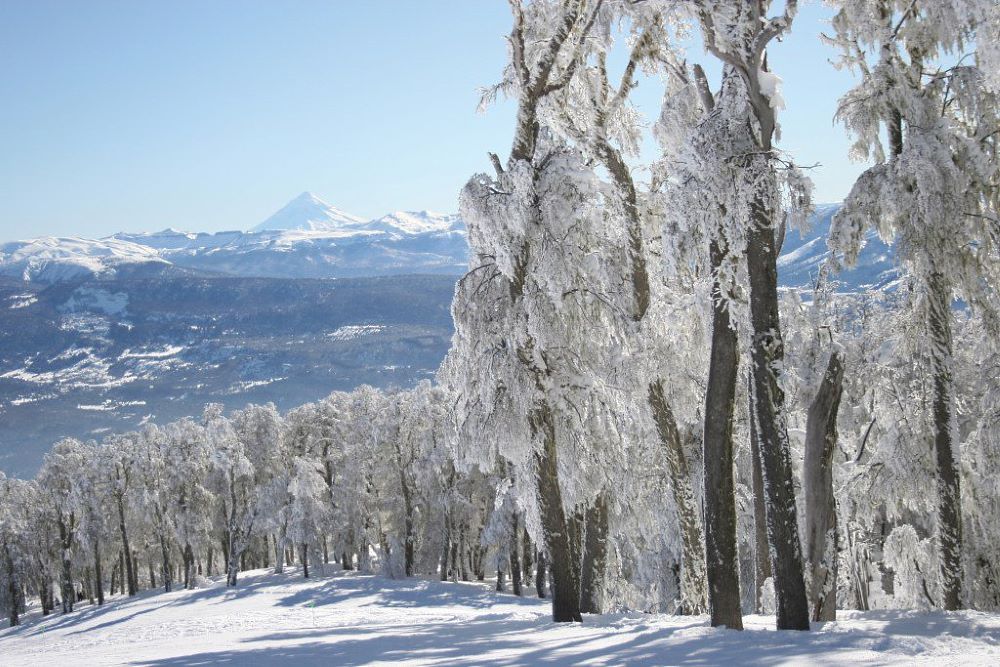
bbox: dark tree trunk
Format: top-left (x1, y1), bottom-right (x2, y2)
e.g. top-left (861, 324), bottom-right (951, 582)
top-left (579, 492), bottom-right (608, 614)
top-left (928, 272), bottom-right (963, 610)
top-left (460, 526), bottom-right (470, 581)
top-left (94, 538), bottom-right (104, 605)
top-left (117, 498), bottom-right (137, 596)
top-left (58, 515), bottom-right (74, 614)
top-left (649, 381), bottom-right (708, 614)
top-left (750, 401), bottom-right (772, 613)
top-left (510, 513), bottom-right (523, 597)
top-left (531, 404), bottom-right (582, 622)
top-left (300, 544), bottom-right (309, 579)
top-left (746, 197), bottom-right (810, 631)
top-left (523, 535), bottom-right (534, 588)
top-left (398, 463), bottom-right (415, 578)
top-left (39, 575), bottom-right (52, 616)
top-left (440, 518), bottom-right (450, 582)
top-left (496, 568), bottom-right (505, 592)
top-left (159, 533), bottom-right (172, 593)
top-left (3, 545), bottom-right (18, 626)
top-left (535, 550), bottom-right (547, 598)
top-left (703, 238), bottom-right (743, 630)
top-left (148, 562), bottom-right (156, 590)
top-left (342, 551), bottom-right (353, 571)
top-left (805, 351), bottom-right (844, 622)
top-left (183, 543), bottom-right (195, 590)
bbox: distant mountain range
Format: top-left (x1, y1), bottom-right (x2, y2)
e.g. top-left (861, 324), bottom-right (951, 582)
top-left (0, 192), bottom-right (469, 283)
top-left (0, 196), bottom-right (896, 474)
top-left (1, 193), bottom-right (895, 291)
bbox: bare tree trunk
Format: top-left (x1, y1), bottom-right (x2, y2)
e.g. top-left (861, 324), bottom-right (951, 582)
top-left (531, 403), bottom-right (581, 622)
top-left (750, 402), bottom-right (772, 613)
top-left (117, 498), bottom-right (137, 596)
top-left (804, 351), bottom-right (844, 621)
top-left (579, 491), bottom-right (608, 614)
top-left (649, 381), bottom-right (709, 615)
top-left (58, 516), bottom-right (74, 614)
top-left (746, 197), bottom-right (810, 631)
top-left (183, 543), bottom-right (195, 590)
top-left (274, 527), bottom-right (286, 574)
top-left (536, 550), bottom-right (547, 598)
top-left (300, 544), bottom-right (309, 579)
top-left (94, 538), bottom-right (104, 605)
top-left (510, 513), bottom-right (523, 597)
top-left (928, 272), bottom-right (963, 610)
top-left (398, 462), bottom-right (415, 578)
top-left (3, 545), bottom-right (18, 626)
top-left (440, 516), bottom-right (451, 582)
top-left (159, 533), bottom-right (172, 593)
top-left (523, 535), bottom-right (534, 589)
top-left (459, 526), bottom-right (469, 581)
top-left (39, 575), bottom-right (52, 616)
top-left (703, 238), bottom-right (743, 630)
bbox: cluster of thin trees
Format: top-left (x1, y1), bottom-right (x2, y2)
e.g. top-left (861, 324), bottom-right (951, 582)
top-left (3, 0), bottom-right (1000, 633)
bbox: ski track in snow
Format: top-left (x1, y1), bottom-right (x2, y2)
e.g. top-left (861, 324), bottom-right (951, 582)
top-left (2, 569), bottom-right (999, 666)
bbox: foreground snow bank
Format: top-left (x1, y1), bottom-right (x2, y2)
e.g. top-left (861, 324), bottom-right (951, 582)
top-left (1, 569), bottom-right (999, 666)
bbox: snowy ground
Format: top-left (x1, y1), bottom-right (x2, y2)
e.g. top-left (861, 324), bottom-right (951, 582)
top-left (2, 569), bottom-right (999, 666)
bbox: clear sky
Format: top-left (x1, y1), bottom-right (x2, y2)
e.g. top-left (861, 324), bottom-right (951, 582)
top-left (0, 1), bottom-right (864, 242)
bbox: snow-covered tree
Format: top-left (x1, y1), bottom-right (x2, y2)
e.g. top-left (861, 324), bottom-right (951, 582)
top-left (826, 0), bottom-right (1000, 611)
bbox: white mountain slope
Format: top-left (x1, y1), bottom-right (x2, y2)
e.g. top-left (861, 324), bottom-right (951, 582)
top-left (1, 567), bottom-right (997, 666)
top-left (250, 191), bottom-right (366, 232)
top-left (361, 210), bottom-right (465, 236)
top-left (0, 236), bottom-right (169, 282)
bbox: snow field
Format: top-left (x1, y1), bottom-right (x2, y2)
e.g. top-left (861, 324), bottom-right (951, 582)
top-left (2, 568), bottom-right (999, 666)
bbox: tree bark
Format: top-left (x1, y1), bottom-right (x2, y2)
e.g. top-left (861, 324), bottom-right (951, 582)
top-left (531, 404), bottom-right (582, 622)
top-left (94, 538), bottom-right (104, 605)
top-left (750, 399), bottom-right (772, 613)
top-left (579, 491), bottom-right (608, 614)
top-left (440, 516), bottom-right (451, 582)
top-left (183, 543), bottom-right (195, 590)
top-left (159, 533), bottom-right (172, 593)
top-left (3, 545), bottom-right (18, 626)
top-left (510, 513), bottom-right (523, 597)
top-left (58, 515), bottom-right (74, 614)
top-left (928, 272), bottom-right (963, 610)
top-left (398, 458), bottom-right (415, 578)
top-left (300, 544), bottom-right (309, 579)
top-left (746, 197), bottom-right (810, 631)
top-left (536, 549), bottom-right (547, 598)
top-left (649, 381), bottom-right (709, 615)
top-left (703, 238), bottom-right (743, 630)
top-left (804, 351), bottom-right (844, 622)
top-left (117, 498), bottom-right (137, 596)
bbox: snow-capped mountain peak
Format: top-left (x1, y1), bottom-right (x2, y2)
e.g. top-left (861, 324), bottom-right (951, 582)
top-left (250, 191), bottom-right (365, 233)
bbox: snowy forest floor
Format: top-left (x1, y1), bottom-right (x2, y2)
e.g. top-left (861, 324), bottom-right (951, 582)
top-left (2, 569), bottom-right (1000, 666)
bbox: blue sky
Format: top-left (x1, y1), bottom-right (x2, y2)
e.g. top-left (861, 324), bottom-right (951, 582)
top-left (0, 1), bottom-right (863, 241)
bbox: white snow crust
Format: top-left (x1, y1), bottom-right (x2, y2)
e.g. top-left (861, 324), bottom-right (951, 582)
top-left (2, 568), bottom-right (998, 666)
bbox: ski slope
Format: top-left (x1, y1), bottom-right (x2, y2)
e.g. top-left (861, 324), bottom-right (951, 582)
top-left (2, 568), bottom-right (999, 665)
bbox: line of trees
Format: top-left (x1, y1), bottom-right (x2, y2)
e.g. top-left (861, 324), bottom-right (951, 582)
top-left (2, 0), bottom-right (1000, 632)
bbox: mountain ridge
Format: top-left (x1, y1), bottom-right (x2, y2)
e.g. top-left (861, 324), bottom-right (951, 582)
top-left (1, 196), bottom-right (894, 290)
